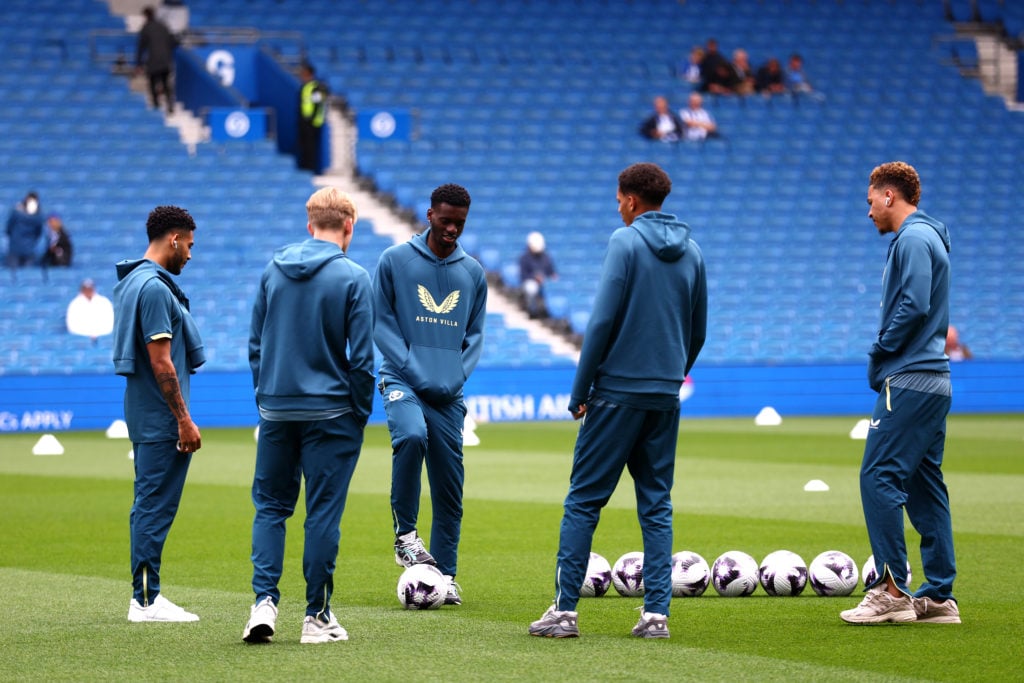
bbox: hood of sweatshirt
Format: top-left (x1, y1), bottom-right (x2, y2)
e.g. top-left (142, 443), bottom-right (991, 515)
top-left (408, 228), bottom-right (468, 264)
top-left (631, 211), bottom-right (692, 262)
top-left (272, 239), bottom-right (346, 280)
top-left (902, 211), bottom-right (951, 253)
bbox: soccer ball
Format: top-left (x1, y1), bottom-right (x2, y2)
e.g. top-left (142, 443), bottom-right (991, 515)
top-left (580, 552), bottom-right (613, 598)
top-left (397, 564), bottom-right (446, 610)
top-left (758, 550), bottom-right (808, 596)
top-left (671, 550), bottom-right (711, 597)
top-left (862, 554), bottom-right (912, 589)
top-left (808, 550), bottom-right (859, 597)
top-left (612, 551), bottom-right (645, 597)
top-left (711, 550), bottom-right (759, 597)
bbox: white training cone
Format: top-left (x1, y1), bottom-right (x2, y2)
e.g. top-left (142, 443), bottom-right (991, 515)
top-left (754, 406), bottom-right (782, 426)
top-left (849, 418), bottom-right (871, 440)
top-left (106, 419), bottom-right (129, 439)
top-left (32, 434), bottom-right (64, 456)
top-left (463, 414), bottom-right (480, 447)
top-left (804, 479), bottom-right (830, 492)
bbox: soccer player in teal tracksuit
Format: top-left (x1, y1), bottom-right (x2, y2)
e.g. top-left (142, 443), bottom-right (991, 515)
top-left (841, 161), bottom-right (960, 625)
top-left (373, 184), bottom-right (487, 606)
top-left (113, 206), bottom-right (204, 623)
top-left (530, 163), bottom-right (707, 639)
top-left (243, 188), bottom-right (375, 644)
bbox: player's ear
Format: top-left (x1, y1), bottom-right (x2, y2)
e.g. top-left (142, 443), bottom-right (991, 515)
top-left (307, 222), bottom-right (314, 236)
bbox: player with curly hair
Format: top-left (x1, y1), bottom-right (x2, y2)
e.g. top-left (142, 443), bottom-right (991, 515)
top-left (113, 205), bottom-right (204, 623)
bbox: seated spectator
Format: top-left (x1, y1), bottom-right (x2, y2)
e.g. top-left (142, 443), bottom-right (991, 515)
top-left (6, 190), bottom-right (45, 278)
top-left (729, 49), bottom-right (756, 96)
top-left (787, 53), bottom-right (823, 99)
top-left (945, 324), bottom-right (973, 361)
top-left (42, 213), bottom-right (73, 267)
top-left (678, 45), bottom-right (704, 86)
top-left (698, 38), bottom-right (731, 94)
top-left (640, 96), bottom-right (684, 143)
top-left (680, 92), bottom-right (719, 142)
top-left (518, 231), bottom-right (558, 319)
top-left (66, 278), bottom-right (115, 341)
top-left (755, 57), bottom-right (787, 96)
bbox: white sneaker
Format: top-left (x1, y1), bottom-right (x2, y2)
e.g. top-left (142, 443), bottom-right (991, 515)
top-left (300, 612), bottom-right (348, 644)
top-left (913, 596), bottom-right (961, 624)
top-left (127, 595), bottom-right (199, 623)
top-left (443, 575), bottom-right (462, 605)
top-left (242, 596), bottom-right (278, 643)
top-left (840, 587), bottom-right (915, 624)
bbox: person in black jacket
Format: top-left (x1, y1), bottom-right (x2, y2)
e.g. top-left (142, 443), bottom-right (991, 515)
top-left (135, 6), bottom-right (178, 114)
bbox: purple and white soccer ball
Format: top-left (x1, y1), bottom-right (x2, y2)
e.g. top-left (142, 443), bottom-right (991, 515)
top-left (862, 554), bottom-right (912, 590)
top-left (758, 550), bottom-right (808, 597)
top-left (580, 551), bottom-right (613, 598)
top-left (671, 550), bottom-right (711, 597)
top-left (808, 550), bottom-right (859, 597)
top-left (397, 564), bottom-right (446, 610)
top-left (612, 551), bottom-right (645, 597)
top-left (711, 550), bottom-right (759, 597)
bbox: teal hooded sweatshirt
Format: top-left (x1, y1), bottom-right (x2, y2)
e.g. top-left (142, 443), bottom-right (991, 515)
top-left (570, 211), bottom-right (708, 411)
top-left (373, 229), bottom-right (488, 405)
top-left (867, 210), bottom-right (951, 392)
top-left (249, 238), bottom-right (375, 423)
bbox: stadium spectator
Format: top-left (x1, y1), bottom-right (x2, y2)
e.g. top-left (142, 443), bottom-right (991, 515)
top-left (639, 96), bottom-right (684, 143)
top-left (680, 92), bottom-right (719, 142)
top-left (66, 278), bottom-right (114, 341)
top-left (297, 62), bottom-right (328, 173)
top-left (841, 161), bottom-right (960, 625)
top-left (373, 183), bottom-right (487, 608)
top-left (518, 231), bottom-right (558, 319)
top-left (755, 57), bottom-right (787, 96)
top-left (678, 45), bottom-right (704, 86)
top-left (135, 6), bottom-right (178, 114)
top-left (697, 37), bottom-right (730, 94)
top-left (243, 187), bottom-right (374, 645)
top-left (728, 49), bottom-right (756, 96)
top-left (787, 53), bottom-right (824, 100)
top-left (42, 213), bottom-right (72, 268)
top-left (6, 190), bottom-right (45, 278)
top-left (113, 205), bottom-right (204, 623)
top-left (945, 324), bottom-right (973, 361)
top-left (529, 162), bottom-right (707, 639)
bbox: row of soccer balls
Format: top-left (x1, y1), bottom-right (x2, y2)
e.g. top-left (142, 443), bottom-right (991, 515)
top-left (584, 549), bottom-right (909, 599)
top-left (396, 549), bottom-right (906, 609)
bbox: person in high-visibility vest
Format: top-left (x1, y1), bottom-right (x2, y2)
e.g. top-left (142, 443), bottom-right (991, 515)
top-left (297, 63), bottom-right (328, 173)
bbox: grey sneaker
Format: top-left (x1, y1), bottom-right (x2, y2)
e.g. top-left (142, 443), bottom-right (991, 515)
top-left (528, 605), bottom-right (579, 638)
top-left (300, 612), bottom-right (348, 644)
top-left (443, 575), bottom-right (462, 605)
top-left (914, 596), bottom-right (961, 624)
top-left (395, 530), bottom-right (436, 568)
top-left (242, 596), bottom-right (277, 643)
top-left (840, 587), bottom-right (916, 624)
top-left (632, 611), bottom-right (670, 639)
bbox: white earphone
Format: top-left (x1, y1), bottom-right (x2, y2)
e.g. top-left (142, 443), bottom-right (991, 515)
top-left (173, 240), bottom-right (178, 248)
top-left (885, 197), bottom-right (891, 207)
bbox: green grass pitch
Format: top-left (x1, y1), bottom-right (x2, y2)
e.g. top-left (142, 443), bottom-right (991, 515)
top-left (1, 415), bottom-right (1022, 682)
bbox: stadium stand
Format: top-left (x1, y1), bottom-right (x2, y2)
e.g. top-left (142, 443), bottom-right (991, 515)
top-left (1, 0), bottom-right (1022, 379)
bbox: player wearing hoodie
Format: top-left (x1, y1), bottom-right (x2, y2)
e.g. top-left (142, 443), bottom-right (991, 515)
top-left (243, 188), bottom-right (375, 644)
top-left (373, 184), bottom-right (487, 606)
top-left (113, 205), bottom-right (204, 623)
top-left (530, 163), bottom-right (708, 639)
top-left (842, 162), bottom-right (960, 625)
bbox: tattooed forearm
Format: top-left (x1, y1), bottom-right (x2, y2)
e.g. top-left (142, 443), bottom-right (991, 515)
top-left (155, 371), bottom-right (190, 422)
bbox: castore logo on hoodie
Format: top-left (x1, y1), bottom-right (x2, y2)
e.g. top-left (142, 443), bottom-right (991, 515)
top-left (415, 285), bottom-right (461, 327)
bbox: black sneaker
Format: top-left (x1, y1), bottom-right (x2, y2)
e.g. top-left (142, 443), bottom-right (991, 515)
top-left (394, 531), bottom-right (436, 567)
